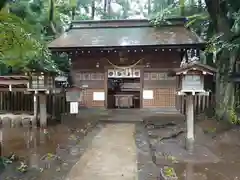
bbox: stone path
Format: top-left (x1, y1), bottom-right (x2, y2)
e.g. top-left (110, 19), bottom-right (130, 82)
top-left (66, 123), bottom-right (138, 180)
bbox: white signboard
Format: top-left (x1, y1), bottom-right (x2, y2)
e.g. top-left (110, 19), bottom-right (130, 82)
top-left (66, 91), bottom-right (80, 102)
top-left (70, 102), bottom-right (79, 114)
top-left (143, 90), bottom-right (153, 100)
top-left (182, 75), bottom-right (203, 90)
top-left (93, 92), bottom-right (105, 101)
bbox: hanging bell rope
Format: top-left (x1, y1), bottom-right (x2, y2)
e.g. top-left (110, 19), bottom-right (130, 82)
top-left (102, 58), bottom-right (144, 69)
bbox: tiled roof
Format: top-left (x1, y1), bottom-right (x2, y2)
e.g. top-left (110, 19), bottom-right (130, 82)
top-left (48, 18), bottom-right (205, 49)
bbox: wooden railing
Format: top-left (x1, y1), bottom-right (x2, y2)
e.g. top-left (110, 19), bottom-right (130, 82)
top-left (0, 91), bottom-right (215, 118)
top-left (0, 92), bottom-right (69, 120)
top-left (178, 93), bottom-right (215, 115)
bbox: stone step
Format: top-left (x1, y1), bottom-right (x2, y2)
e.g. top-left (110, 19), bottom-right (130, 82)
top-left (99, 115), bottom-right (143, 122)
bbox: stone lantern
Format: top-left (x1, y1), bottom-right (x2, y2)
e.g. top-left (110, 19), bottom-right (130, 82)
top-left (28, 71), bottom-right (56, 92)
top-left (175, 62), bottom-right (216, 151)
top-left (176, 62), bottom-right (215, 95)
top-left (27, 70), bottom-right (57, 128)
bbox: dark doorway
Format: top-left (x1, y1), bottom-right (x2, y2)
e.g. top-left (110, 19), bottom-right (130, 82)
top-left (107, 78), bottom-right (141, 109)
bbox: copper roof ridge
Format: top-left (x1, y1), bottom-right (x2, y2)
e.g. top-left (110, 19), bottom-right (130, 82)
top-left (71, 17), bottom-right (187, 24)
top-left (70, 17), bottom-right (187, 29)
top-left (70, 24), bottom-right (186, 30)
top-left (71, 24), bottom-right (152, 29)
top-left (72, 18), bottom-right (150, 24)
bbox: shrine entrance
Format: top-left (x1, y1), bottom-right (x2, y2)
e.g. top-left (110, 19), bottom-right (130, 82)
top-left (106, 68), bottom-right (142, 109)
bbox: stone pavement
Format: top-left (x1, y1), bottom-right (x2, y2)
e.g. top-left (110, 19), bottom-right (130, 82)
top-left (66, 123), bottom-right (138, 180)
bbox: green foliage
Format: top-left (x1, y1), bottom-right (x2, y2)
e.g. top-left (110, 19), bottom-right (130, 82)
top-left (228, 107), bottom-right (239, 124)
top-left (163, 166), bottom-right (176, 177)
top-left (0, 10), bottom-right (57, 72)
top-left (0, 0), bottom-right (77, 73)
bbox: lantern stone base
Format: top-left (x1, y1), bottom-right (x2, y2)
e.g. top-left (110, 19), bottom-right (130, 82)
top-left (185, 138), bottom-right (195, 153)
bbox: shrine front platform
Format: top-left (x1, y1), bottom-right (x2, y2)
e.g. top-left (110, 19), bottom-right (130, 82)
top-left (74, 108), bottom-right (184, 123)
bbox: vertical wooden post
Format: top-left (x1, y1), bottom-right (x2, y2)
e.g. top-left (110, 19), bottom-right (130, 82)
top-left (104, 68), bottom-right (108, 109)
top-left (52, 94), bottom-right (55, 119)
top-left (33, 91), bottom-right (38, 127)
top-left (39, 93), bottom-right (47, 128)
top-left (0, 126), bottom-right (2, 157)
top-left (140, 67), bottom-right (144, 108)
top-left (186, 94), bottom-right (194, 152)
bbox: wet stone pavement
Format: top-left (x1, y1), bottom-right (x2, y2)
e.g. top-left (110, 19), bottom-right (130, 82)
top-left (1, 112), bottom-right (240, 180)
top-left (66, 123), bottom-right (138, 180)
top-left (143, 115), bottom-right (240, 180)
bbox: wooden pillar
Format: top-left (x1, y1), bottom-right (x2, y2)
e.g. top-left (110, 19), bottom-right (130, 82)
top-left (32, 91), bottom-right (37, 127)
top-left (52, 94), bottom-right (55, 119)
top-left (140, 67), bottom-right (144, 108)
top-left (39, 93), bottom-right (47, 127)
top-left (0, 127), bottom-right (2, 157)
top-left (104, 69), bottom-right (108, 109)
top-left (186, 94), bottom-right (194, 152)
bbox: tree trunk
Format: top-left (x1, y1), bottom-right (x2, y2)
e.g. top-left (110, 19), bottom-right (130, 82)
top-left (107, 0), bottom-right (111, 18)
top-left (205, 0), bottom-right (237, 121)
top-left (179, 0), bottom-right (185, 16)
top-left (198, 0), bottom-right (202, 12)
top-left (216, 51), bottom-right (236, 120)
top-left (91, 0), bottom-right (95, 20)
top-left (103, 0), bottom-right (107, 14)
top-left (0, 0), bottom-right (8, 10)
top-left (148, 0), bottom-right (151, 15)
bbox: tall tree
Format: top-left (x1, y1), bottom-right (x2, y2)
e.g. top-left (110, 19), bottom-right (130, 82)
top-left (203, 0), bottom-right (240, 120)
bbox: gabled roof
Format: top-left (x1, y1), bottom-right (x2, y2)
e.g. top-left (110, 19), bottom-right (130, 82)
top-left (48, 18), bottom-right (205, 50)
top-left (175, 62), bottom-right (216, 75)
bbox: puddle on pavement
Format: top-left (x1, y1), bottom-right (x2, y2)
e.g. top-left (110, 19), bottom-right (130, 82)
top-left (0, 118), bottom-right (96, 178)
top-left (2, 125), bottom-right (69, 159)
top-left (172, 161), bottom-right (240, 180)
top-left (144, 118), bottom-right (240, 180)
top-left (154, 143), bottom-right (240, 180)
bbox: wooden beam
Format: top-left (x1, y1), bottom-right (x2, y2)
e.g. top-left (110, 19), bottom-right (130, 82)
top-left (0, 88), bottom-right (27, 92)
top-left (0, 80), bottom-right (29, 85)
top-left (0, 75), bottom-right (28, 78)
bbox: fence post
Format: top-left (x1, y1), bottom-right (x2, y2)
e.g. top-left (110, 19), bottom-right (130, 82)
top-left (33, 91), bottom-right (38, 127)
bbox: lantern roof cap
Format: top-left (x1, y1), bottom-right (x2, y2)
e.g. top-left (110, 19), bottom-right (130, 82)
top-left (175, 61), bottom-right (216, 75)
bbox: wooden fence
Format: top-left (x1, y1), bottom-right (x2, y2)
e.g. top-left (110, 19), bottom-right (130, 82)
top-left (0, 91), bottom-right (215, 119)
top-left (178, 93), bottom-right (215, 115)
top-left (0, 91), bottom-right (69, 120)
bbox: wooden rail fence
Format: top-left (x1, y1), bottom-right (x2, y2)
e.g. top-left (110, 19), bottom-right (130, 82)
top-left (0, 92), bottom-right (215, 119)
top-left (178, 93), bottom-right (215, 115)
top-left (0, 92), bottom-right (69, 120)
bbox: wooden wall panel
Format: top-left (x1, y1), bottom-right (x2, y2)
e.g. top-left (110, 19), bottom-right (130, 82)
top-left (143, 71), bottom-right (176, 108)
top-left (143, 88), bottom-right (176, 108)
top-left (71, 50), bottom-right (181, 109)
top-left (71, 50), bottom-right (181, 70)
top-left (71, 71), bottom-right (105, 89)
top-left (79, 89), bottom-right (105, 107)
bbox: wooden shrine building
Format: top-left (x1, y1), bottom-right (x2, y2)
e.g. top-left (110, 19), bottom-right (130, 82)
top-left (48, 17), bottom-right (205, 110)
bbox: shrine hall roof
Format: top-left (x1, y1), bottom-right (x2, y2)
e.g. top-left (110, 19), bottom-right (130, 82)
top-left (48, 18), bottom-right (205, 50)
